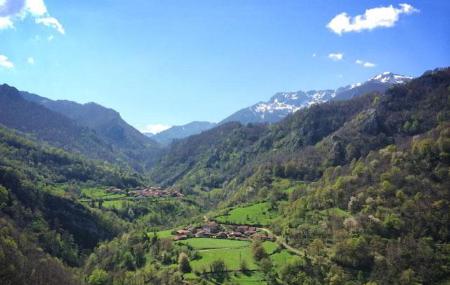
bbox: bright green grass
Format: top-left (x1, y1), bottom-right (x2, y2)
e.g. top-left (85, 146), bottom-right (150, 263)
top-left (81, 187), bottom-right (108, 198)
top-left (262, 241), bottom-right (278, 255)
top-left (178, 238), bottom-right (249, 249)
top-left (155, 229), bottom-right (174, 238)
top-left (270, 250), bottom-right (297, 272)
top-left (190, 247), bottom-right (258, 272)
top-left (215, 202), bottom-right (277, 226)
top-left (229, 271), bottom-right (267, 285)
top-left (184, 271), bottom-right (266, 285)
top-left (320, 207), bottom-right (350, 218)
top-left (101, 199), bottom-right (126, 209)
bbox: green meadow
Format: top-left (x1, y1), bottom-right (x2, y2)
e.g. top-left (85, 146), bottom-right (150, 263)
top-left (215, 202), bottom-right (277, 226)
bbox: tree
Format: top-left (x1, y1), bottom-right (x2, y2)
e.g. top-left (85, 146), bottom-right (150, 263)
top-left (251, 239), bottom-right (267, 261)
top-left (87, 268), bottom-right (108, 285)
top-left (239, 259), bottom-right (249, 272)
top-left (178, 252), bottom-right (192, 273)
top-left (210, 259), bottom-right (227, 282)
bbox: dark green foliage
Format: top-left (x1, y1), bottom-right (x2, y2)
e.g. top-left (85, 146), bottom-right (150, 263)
top-left (0, 126), bottom-right (142, 284)
top-left (0, 217), bottom-right (81, 285)
top-left (178, 252), bottom-right (192, 273)
top-left (209, 259), bottom-right (228, 282)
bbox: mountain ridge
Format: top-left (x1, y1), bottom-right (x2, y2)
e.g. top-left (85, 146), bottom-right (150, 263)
top-left (221, 72), bottom-right (412, 124)
top-left (146, 121), bottom-right (217, 145)
top-left (0, 85), bottom-right (162, 170)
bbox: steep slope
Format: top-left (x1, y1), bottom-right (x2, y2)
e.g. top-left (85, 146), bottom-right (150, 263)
top-left (0, 84), bottom-right (121, 163)
top-left (152, 68), bottom-right (449, 200)
top-left (272, 123), bottom-right (450, 284)
top-left (221, 72), bottom-right (412, 124)
top-left (0, 125), bottom-right (140, 284)
top-left (20, 91), bottom-right (161, 169)
top-left (147, 121), bottom-right (217, 145)
top-left (150, 122), bottom-right (267, 188)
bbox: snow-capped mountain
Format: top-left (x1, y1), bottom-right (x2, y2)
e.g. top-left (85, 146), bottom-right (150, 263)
top-left (220, 72), bottom-right (412, 124)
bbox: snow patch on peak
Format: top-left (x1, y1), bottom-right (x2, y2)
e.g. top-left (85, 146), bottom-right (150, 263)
top-left (370, 72), bottom-right (412, 84)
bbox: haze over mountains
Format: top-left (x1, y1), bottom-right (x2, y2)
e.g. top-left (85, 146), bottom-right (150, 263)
top-left (0, 85), bottom-right (161, 171)
top-left (0, 72), bottom-right (412, 150)
top-left (151, 72), bottom-right (412, 144)
top-left (146, 121), bottom-right (217, 145)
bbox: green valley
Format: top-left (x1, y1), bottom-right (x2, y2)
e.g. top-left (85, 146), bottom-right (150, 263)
top-left (1, 61), bottom-right (449, 284)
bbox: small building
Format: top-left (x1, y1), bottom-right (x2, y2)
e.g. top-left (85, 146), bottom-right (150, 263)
top-left (173, 235), bottom-right (187, 241)
top-left (195, 230), bottom-right (211, 238)
top-left (215, 232), bottom-right (227, 239)
top-left (176, 229), bottom-right (191, 236)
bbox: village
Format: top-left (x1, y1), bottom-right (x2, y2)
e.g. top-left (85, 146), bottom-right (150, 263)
top-left (106, 186), bottom-right (184, 198)
top-left (172, 221), bottom-right (274, 242)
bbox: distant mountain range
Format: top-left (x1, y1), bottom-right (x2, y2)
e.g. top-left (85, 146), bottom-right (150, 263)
top-left (0, 72), bottom-right (412, 157)
top-left (221, 72), bottom-right (412, 124)
top-left (0, 85), bottom-right (161, 170)
top-left (152, 72), bottom-right (413, 143)
top-left (146, 121), bottom-right (217, 145)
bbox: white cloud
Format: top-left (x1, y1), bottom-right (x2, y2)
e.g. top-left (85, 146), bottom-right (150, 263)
top-left (312, 53), bottom-right (317, 57)
top-left (0, 16), bottom-right (13, 29)
top-left (356, 59), bottom-right (376, 68)
top-left (328, 52), bottom-right (343, 61)
top-left (0, 0), bottom-right (64, 34)
top-left (47, 34), bottom-right (53, 41)
top-left (327, 3), bottom-right (419, 35)
top-left (26, 0), bottom-right (47, 16)
top-left (140, 124), bottom-right (172, 134)
top-left (35, 16), bottom-right (64, 34)
top-left (0, 54), bottom-right (14, 69)
top-left (27, 56), bottom-right (34, 64)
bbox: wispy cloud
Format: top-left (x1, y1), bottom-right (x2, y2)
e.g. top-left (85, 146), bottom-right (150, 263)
top-left (140, 124), bottom-right (172, 134)
top-left (0, 0), bottom-right (65, 34)
top-left (27, 56), bottom-right (35, 64)
top-left (36, 16), bottom-right (64, 34)
top-left (0, 54), bottom-right (14, 69)
top-left (356, 59), bottom-right (376, 68)
top-left (327, 3), bottom-right (419, 35)
top-left (328, 52), bottom-right (343, 61)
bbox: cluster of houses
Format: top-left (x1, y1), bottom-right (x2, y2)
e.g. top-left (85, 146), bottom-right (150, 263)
top-left (173, 221), bottom-right (273, 241)
top-left (129, 187), bottom-right (184, 198)
top-left (106, 186), bottom-right (183, 198)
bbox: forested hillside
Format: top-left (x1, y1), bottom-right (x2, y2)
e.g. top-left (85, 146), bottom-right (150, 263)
top-left (0, 85), bottom-right (161, 171)
top-left (21, 91), bottom-right (162, 170)
top-left (0, 126), bottom-right (142, 284)
top-left (0, 68), bottom-right (448, 285)
top-left (151, 68), bottom-right (450, 204)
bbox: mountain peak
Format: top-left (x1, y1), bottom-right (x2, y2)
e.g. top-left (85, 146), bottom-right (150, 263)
top-left (369, 72), bottom-right (412, 84)
top-left (221, 72), bottom-right (414, 125)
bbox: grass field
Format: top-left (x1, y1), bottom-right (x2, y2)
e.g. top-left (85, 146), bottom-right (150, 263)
top-left (270, 250), bottom-right (297, 272)
top-left (184, 271), bottom-right (266, 285)
top-left (178, 238), bottom-right (249, 249)
top-left (178, 237), bottom-right (284, 284)
top-left (177, 238), bottom-right (257, 273)
top-left (262, 241), bottom-right (278, 255)
top-left (191, 247), bottom-right (258, 271)
top-left (215, 202), bottom-right (277, 226)
top-left (155, 229), bottom-right (174, 238)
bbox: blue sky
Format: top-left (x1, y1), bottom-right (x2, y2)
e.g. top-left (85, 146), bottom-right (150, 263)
top-left (0, 0), bottom-right (449, 133)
